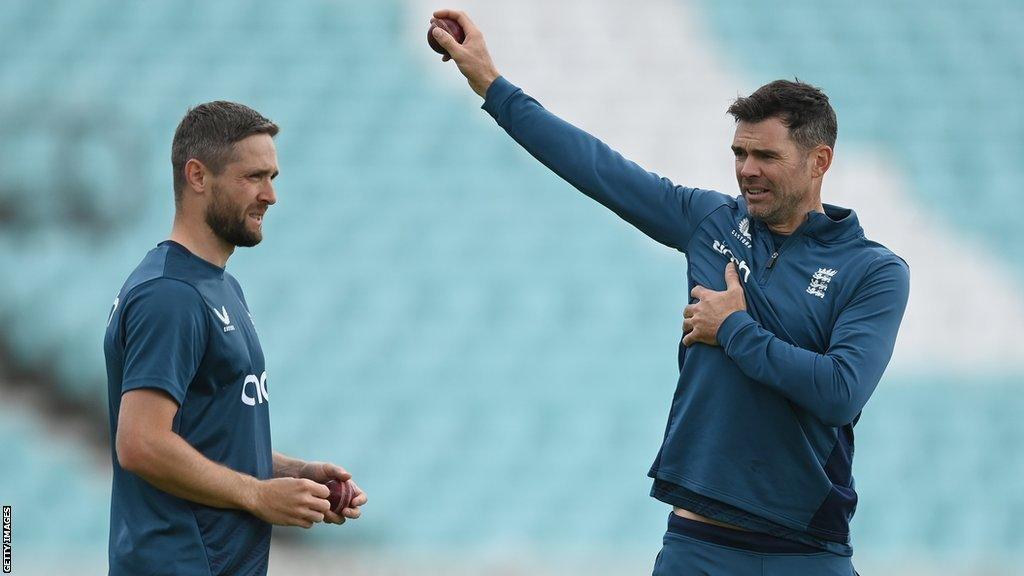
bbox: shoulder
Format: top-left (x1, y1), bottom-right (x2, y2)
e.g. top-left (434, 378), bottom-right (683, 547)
top-left (121, 277), bottom-right (208, 325)
top-left (845, 243), bottom-right (910, 303)
top-left (857, 239), bottom-right (909, 278)
top-left (119, 244), bottom-right (205, 294)
top-left (684, 188), bottom-right (735, 211)
top-left (682, 188), bottom-right (736, 230)
top-left (223, 272), bottom-right (249, 302)
top-left (223, 271), bottom-right (243, 292)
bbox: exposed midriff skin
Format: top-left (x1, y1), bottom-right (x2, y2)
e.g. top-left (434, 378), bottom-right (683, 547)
top-left (673, 507), bottom-right (750, 531)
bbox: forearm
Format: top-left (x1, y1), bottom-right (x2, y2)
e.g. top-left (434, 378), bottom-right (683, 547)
top-left (272, 451), bottom-right (306, 478)
top-left (482, 77), bottom-right (693, 250)
top-left (716, 259), bottom-right (909, 426)
top-left (717, 313), bottom-right (868, 425)
top-left (124, 429), bottom-right (257, 512)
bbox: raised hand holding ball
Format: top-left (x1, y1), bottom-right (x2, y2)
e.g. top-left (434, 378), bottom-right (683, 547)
top-left (429, 9), bottom-right (501, 98)
top-left (427, 17), bottom-right (465, 58)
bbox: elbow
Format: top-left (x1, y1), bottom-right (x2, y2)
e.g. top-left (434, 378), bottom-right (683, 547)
top-left (815, 383), bottom-right (862, 427)
top-left (116, 430), bottom-right (154, 475)
top-left (812, 358), bottom-right (867, 427)
top-left (817, 402), bottom-right (861, 428)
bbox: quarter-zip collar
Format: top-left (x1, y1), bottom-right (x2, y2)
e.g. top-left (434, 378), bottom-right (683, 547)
top-left (738, 198), bottom-right (863, 245)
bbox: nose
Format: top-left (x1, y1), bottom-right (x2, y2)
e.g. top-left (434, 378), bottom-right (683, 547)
top-left (739, 157), bottom-right (760, 179)
top-left (259, 180), bottom-right (277, 206)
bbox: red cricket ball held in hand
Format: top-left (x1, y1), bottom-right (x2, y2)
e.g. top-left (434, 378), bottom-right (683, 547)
top-left (427, 17), bottom-right (465, 56)
top-left (324, 479), bottom-right (356, 513)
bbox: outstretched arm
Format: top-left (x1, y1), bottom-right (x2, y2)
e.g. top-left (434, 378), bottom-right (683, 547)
top-left (431, 9), bottom-right (727, 252)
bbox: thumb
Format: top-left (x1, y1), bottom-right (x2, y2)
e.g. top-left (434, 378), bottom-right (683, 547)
top-left (724, 262), bottom-right (742, 290)
top-left (327, 464), bottom-right (352, 482)
top-left (432, 27), bottom-right (462, 58)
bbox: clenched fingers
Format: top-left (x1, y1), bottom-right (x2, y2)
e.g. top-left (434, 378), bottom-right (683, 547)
top-left (682, 319), bottom-right (694, 334)
top-left (432, 8), bottom-right (481, 37)
top-left (690, 285), bottom-right (710, 300)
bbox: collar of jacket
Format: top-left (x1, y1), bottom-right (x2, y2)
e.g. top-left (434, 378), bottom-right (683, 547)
top-left (739, 198), bottom-right (864, 245)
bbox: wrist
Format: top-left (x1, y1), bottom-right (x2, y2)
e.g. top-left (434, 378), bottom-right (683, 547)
top-left (717, 310), bottom-right (754, 348)
top-left (272, 452), bottom-right (304, 478)
top-left (473, 67), bottom-right (500, 98)
top-left (237, 474), bottom-right (262, 514)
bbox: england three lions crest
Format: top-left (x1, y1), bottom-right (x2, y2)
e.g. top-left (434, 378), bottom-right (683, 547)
top-left (807, 268), bottom-right (837, 299)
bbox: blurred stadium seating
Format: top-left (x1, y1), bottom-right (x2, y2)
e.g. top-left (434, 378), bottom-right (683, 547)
top-left (0, 0), bottom-right (1021, 574)
top-left (0, 395), bottom-right (109, 552)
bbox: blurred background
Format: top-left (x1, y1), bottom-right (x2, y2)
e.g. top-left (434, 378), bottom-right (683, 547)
top-left (1, 0), bottom-right (1022, 574)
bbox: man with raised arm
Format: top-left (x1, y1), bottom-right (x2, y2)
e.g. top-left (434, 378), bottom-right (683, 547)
top-left (431, 10), bottom-right (908, 575)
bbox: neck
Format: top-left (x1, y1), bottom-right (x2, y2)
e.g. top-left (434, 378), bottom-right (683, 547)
top-left (169, 214), bottom-right (233, 268)
top-left (767, 193), bottom-right (824, 235)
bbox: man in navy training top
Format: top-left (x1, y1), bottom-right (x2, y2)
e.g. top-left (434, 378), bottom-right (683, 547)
top-left (432, 10), bottom-right (909, 576)
top-left (104, 101), bottom-right (368, 576)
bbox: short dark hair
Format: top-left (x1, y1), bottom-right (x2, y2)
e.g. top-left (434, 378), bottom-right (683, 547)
top-left (727, 79), bottom-right (837, 150)
top-left (171, 101), bottom-right (279, 203)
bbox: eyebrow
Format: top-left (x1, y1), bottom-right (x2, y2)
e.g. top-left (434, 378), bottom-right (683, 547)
top-left (248, 168), bottom-right (280, 179)
top-left (731, 146), bottom-right (780, 158)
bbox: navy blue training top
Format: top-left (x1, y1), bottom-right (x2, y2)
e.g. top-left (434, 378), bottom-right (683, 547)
top-left (104, 241), bottom-right (273, 575)
top-left (483, 77), bottom-right (910, 555)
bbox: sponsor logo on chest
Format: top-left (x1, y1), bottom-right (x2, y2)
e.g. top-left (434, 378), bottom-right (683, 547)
top-left (712, 240), bottom-right (751, 283)
top-left (241, 370), bottom-right (269, 406)
top-left (731, 217), bottom-right (753, 249)
top-left (212, 305), bottom-right (235, 332)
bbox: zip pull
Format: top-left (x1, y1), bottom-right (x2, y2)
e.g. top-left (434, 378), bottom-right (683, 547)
top-left (767, 251), bottom-right (779, 269)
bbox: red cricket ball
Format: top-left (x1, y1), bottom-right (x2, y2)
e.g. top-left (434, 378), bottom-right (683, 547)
top-left (324, 479), bottom-right (355, 513)
top-left (428, 17), bottom-right (465, 57)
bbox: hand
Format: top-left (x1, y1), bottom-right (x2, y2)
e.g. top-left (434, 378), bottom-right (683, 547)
top-left (246, 477), bottom-right (331, 528)
top-left (682, 263), bottom-right (747, 347)
top-left (298, 461), bottom-right (368, 524)
top-left (431, 9), bottom-right (501, 98)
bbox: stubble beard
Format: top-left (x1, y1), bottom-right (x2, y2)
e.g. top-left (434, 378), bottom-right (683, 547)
top-left (747, 188), bottom-right (806, 228)
top-left (205, 183), bottom-right (262, 248)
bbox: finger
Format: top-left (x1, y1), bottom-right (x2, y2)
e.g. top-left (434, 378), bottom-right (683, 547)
top-left (309, 496), bottom-right (331, 514)
top-left (431, 27), bottom-right (465, 59)
top-left (442, 54), bottom-right (451, 62)
top-left (305, 480), bottom-right (330, 498)
top-left (323, 510), bottom-right (345, 524)
top-left (682, 332), bottom-right (695, 347)
top-left (682, 320), bottom-right (693, 334)
top-left (307, 511), bottom-right (326, 524)
top-left (724, 262), bottom-right (742, 290)
top-left (342, 506), bottom-right (362, 520)
top-left (432, 9), bottom-right (480, 36)
top-left (690, 285), bottom-right (710, 300)
top-left (349, 481), bottom-right (367, 506)
top-left (326, 464), bottom-right (351, 483)
top-left (683, 305), bottom-right (695, 319)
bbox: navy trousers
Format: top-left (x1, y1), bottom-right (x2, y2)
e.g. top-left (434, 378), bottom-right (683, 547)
top-left (652, 514), bottom-right (857, 576)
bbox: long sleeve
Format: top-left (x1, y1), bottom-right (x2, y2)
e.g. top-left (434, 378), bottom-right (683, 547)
top-left (716, 257), bottom-right (911, 427)
top-left (482, 76), bottom-right (727, 253)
